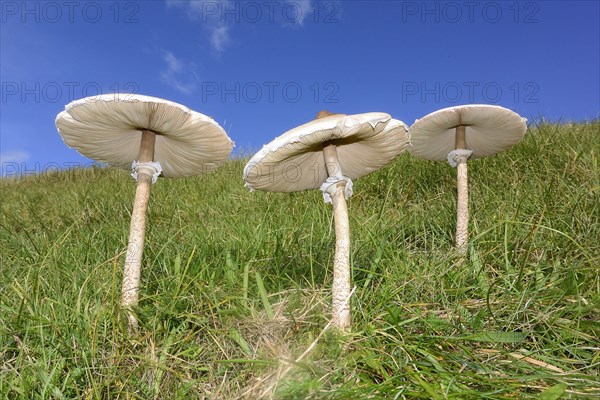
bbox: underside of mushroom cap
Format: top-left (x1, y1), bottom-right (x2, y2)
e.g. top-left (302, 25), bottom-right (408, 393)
top-left (408, 104), bottom-right (527, 161)
top-left (55, 94), bottom-right (234, 178)
top-left (243, 112), bottom-right (409, 193)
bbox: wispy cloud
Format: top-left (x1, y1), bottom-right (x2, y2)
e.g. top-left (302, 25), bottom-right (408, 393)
top-left (159, 50), bottom-right (199, 95)
top-left (0, 150), bottom-right (30, 164)
top-left (166, 1), bottom-right (318, 54)
top-left (289, 0), bottom-right (313, 26)
top-left (167, 0), bottom-right (233, 54)
top-left (210, 24), bottom-right (231, 53)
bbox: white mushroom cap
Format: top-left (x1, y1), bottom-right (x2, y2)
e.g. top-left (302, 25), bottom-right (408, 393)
top-left (409, 104), bottom-right (527, 161)
top-left (55, 94), bottom-right (234, 178)
top-left (243, 112), bottom-right (409, 192)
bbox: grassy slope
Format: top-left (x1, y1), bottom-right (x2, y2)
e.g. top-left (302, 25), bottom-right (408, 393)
top-left (0, 122), bottom-right (598, 399)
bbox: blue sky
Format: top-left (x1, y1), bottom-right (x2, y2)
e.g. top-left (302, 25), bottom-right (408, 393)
top-left (1, 0), bottom-right (599, 176)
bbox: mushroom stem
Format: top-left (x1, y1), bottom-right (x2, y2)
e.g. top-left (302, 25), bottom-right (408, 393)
top-left (455, 125), bottom-right (467, 149)
top-left (323, 142), bottom-right (351, 330)
top-left (455, 125), bottom-right (469, 254)
top-left (122, 129), bottom-right (156, 329)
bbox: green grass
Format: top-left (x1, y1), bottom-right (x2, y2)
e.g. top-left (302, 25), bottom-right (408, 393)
top-left (1, 121), bottom-right (599, 399)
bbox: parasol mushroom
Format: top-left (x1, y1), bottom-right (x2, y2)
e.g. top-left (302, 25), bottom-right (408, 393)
top-left (55, 93), bottom-right (234, 328)
top-left (243, 111), bottom-right (409, 330)
top-left (408, 104), bottom-right (527, 254)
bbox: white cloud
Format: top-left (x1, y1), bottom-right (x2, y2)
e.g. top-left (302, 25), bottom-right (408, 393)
top-left (159, 51), bottom-right (198, 95)
top-left (167, 0), bottom-right (233, 54)
top-left (162, 51), bottom-right (183, 73)
top-left (288, 0), bottom-right (313, 26)
top-left (210, 24), bottom-right (231, 53)
top-left (166, 0), bottom-right (320, 53)
top-left (0, 150), bottom-right (30, 164)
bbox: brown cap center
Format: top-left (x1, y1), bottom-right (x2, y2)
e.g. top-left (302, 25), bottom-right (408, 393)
top-left (316, 110), bottom-right (341, 119)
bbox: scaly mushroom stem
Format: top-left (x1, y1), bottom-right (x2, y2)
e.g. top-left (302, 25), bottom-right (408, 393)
top-left (122, 130), bottom-right (156, 329)
top-left (323, 142), bottom-right (351, 330)
top-left (455, 125), bottom-right (469, 254)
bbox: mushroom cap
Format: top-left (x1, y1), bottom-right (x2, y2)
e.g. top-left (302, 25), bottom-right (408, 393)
top-left (55, 93), bottom-right (234, 178)
top-left (408, 104), bottom-right (527, 161)
top-left (243, 112), bottom-right (409, 193)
